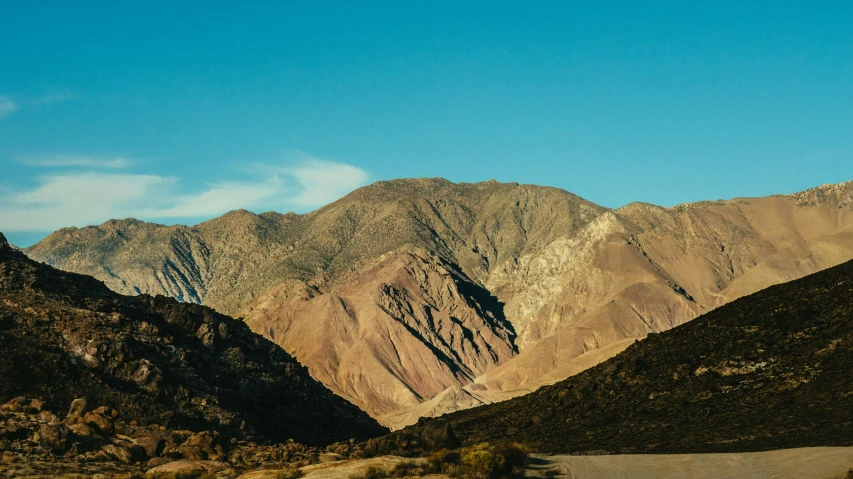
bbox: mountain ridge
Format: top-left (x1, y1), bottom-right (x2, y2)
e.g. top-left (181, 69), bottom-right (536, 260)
top-left (23, 178), bottom-right (853, 428)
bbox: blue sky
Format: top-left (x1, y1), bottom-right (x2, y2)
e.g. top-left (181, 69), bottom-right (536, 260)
top-left (1, 1), bottom-right (852, 246)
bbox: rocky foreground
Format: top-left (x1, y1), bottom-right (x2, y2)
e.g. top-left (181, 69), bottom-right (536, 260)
top-left (0, 395), bottom-right (382, 477)
top-left (0, 231), bottom-right (391, 476)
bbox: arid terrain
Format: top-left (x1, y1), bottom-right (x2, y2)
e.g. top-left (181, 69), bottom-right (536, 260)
top-left (26, 179), bottom-right (853, 428)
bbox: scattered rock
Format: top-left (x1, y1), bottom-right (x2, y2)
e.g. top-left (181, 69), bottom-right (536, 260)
top-left (83, 410), bottom-right (115, 435)
top-left (67, 398), bottom-right (87, 419)
top-left (38, 423), bottom-right (70, 452)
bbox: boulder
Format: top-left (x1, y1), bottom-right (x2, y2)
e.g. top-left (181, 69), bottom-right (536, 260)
top-left (137, 435), bottom-right (166, 457)
top-left (83, 410), bottom-right (114, 435)
top-left (38, 423), bottom-right (70, 452)
top-left (178, 445), bottom-right (205, 460)
top-left (39, 410), bottom-right (60, 424)
top-left (67, 421), bottom-right (93, 437)
top-left (67, 398), bottom-right (87, 419)
top-left (28, 399), bottom-right (45, 412)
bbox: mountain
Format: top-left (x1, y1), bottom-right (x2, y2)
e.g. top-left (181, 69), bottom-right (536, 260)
top-left (0, 232), bottom-right (387, 445)
top-left (24, 179), bottom-right (853, 428)
top-left (429, 256), bottom-right (853, 454)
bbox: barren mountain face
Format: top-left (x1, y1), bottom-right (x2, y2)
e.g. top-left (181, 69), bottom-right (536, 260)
top-left (430, 256), bottom-right (853, 454)
top-left (24, 179), bottom-right (853, 428)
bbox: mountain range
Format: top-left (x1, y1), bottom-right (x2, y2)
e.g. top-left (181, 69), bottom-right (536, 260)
top-left (24, 178), bottom-right (853, 428)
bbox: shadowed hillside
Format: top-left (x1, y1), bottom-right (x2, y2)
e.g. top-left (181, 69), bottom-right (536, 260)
top-left (434, 258), bottom-right (853, 453)
top-left (0, 232), bottom-right (387, 446)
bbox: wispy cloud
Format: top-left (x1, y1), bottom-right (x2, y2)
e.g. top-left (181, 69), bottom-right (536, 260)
top-left (0, 96), bottom-right (17, 117)
top-left (0, 92), bottom-right (76, 117)
top-left (27, 93), bottom-right (77, 106)
top-left (20, 155), bottom-right (133, 169)
top-left (0, 157), bottom-right (370, 232)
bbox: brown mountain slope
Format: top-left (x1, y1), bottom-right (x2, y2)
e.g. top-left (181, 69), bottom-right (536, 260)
top-left (0, 232), bottom-right (387, 445)
top-left (23, 179), bottom-right (853, 428)
top-left (25, 178), bottom-right (601, 424)
top-left (480, 182), bottom-right (853, 396)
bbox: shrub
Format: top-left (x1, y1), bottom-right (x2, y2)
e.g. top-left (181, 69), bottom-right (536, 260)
top-left (390, 460), bottom-right (423, 477)
top-left (274, 469), bottom-right (305, 479)
top-left (350, 465), bottom-right (390, 479)
top-left (425, 449), bottom-right (461, 474)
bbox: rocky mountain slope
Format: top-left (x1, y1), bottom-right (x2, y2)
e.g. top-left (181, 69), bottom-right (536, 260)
top-left (23, 179), bottom-right (853, 428)
top-left (0, 232), bottom-right (387, 445)
top-left (422, 258), bottom-right (853, 453)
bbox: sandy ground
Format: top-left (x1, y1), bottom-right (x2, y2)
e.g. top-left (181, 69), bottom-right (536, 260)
top-left (526, 447), bottom-right (853, 479)
top-left (236, 447), bottom-right (853, 478)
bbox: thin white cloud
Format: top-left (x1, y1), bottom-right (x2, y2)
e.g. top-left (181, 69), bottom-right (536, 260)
top-left (0, 157), bottom-right (370, 232)
top-left (27, 93), bottom-right (77, 106)
top-left (256, 158), bottom-right (371, 207)
top-left (20, 155), bottom-right (132, 169)
top-left (0, 92), bottom-right (76, 117)
top-left (0, 96), bottom-right (17, 116)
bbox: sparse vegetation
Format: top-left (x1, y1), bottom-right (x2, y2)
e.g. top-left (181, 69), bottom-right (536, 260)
top-left (350, 442), bottom-right (528, 479)
top-left (274, 468), bottom-right (305, 479)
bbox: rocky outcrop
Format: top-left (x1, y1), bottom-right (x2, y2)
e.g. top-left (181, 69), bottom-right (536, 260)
top-left (0, 394), bottom-right (376, 477)
top-left (0, 233), bottom-right (387, 446)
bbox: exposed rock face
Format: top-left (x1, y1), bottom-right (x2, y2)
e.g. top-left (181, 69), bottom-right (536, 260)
top-left (242, 248), bottom-right (517, 419)
top-left (0, 233), bottom-right (387, 445)
top-left (423, 258), bottom-right (853, 453)
top-left (23, 179), bottom-right (853, 428)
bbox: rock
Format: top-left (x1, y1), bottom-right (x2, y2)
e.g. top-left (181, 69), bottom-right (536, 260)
top-left (92, 405), bottom-right (119, 419)
top-left (28, 398), bottom-right (45, 412)
top-left (145, 459), bottom-right (232, 477)
top-left (83, 410), bottom-right (114, 435)
top-left (67, 398), bottom-right (87, 419)
top-left (67, 421), bottom-right (93, 437)
top-left (0, 397), bottom-right (26, 413)
top-left (101, 439), bottom-right (145, 463)
top-left (38, 423), bottom-right (70, 452)
top-left (39, 410), bottom-right (60, 424)
top-left (137, 435), bottom-right (166, 457)
top-left (113, 438), bottom-right (147, 461)
top-left (178, 445), bottom-right (205, 460)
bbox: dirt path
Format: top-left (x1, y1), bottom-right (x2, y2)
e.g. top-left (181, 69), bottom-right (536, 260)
top-left (525, 447), bottom-right (853, 479)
